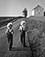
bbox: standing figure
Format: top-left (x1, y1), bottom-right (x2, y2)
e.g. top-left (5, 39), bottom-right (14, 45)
top-left (5, 22), bottom-right (14, 51)
top-left (19, 21), bottom-right (26, 47)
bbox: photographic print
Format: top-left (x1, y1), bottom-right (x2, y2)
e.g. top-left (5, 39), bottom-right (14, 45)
top-left (0, 0), bottom-right (45, 57)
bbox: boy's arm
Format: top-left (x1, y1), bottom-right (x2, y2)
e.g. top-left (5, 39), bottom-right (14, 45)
top-left (19, 26), bottom-right (22, 32)
top-left (11, 29), bottom-right (14, 34)
top-left (5, 29), bottom-right (8, 34)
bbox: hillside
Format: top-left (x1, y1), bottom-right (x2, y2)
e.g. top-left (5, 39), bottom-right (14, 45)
top-left (0, 17), bottom-right (45, 57)
top-left (26, 17), bottom-right (45, 57)
top-left (0, 18), bottom-right (31, 57)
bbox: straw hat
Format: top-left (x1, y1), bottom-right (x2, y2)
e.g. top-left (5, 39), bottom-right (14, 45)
top-left (20, 21), bottom-right (26, 26)
top-left (7, 22), bottom-right (13, 29)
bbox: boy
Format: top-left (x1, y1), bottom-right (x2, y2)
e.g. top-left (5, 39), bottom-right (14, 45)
top-left (19, 21), bottom-right (26, 47)
top-left (5, 22), bottom-right (14, 51)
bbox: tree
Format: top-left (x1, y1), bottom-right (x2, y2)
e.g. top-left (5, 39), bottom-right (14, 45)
top-left (23, 8), bottom-right (27, 18)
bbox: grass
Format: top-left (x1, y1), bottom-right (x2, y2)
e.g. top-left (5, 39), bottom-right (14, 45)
top-left (0, 18), bottom-right (16, 27)
top-left (0, 17), bottom-right (45, 57)
top-left (26, 18), bottom-right (45, 57)
top-left (0, 18), bottom-right (31, 57)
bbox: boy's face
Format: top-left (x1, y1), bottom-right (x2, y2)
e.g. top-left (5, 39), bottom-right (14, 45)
top-left (23, 23), bottom-right (26, 27)
top-left (9, 25), bottom-right (12, 29)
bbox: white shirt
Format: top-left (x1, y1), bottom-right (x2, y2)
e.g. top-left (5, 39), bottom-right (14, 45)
top-left (19, 25), bottom-right (25, 31)
top-left (5, 28), bottom-right (14, 35)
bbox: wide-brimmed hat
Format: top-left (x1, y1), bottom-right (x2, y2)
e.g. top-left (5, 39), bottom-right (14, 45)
top-left (7, 22), bottom-right (13, 29)
top-left (20, 21), bottom-right (26, 26)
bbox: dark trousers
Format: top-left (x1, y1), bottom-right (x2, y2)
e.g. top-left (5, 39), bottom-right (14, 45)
top-left (21, 30), bottom-right (25, 47)
top-left (8, 38), bottom-right (13, 50)
top-left (7, 34), bottom-right (13, 50)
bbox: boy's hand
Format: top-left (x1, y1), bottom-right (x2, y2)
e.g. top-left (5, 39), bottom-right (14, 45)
top-left (11, 32), bottom-right (14, 34)
top-left (9, 29), bottom-right (14, 34)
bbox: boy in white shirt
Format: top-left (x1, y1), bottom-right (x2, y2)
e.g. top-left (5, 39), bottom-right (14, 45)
top-left (5, 22), bottom-right (14, 51)
top-left (19, 21), bottom-right (26, 47)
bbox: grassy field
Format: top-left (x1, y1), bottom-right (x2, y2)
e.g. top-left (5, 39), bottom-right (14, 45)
top-left (0, 17), bottom-right (45, 57)
top-left (0, 17), bottom-right (17, 27)
top-left (26, 18), bottom-right (45, 57)
top-left (0, 16), bottom-right (24, 27)
top-left (0, 18), bottom-right (31, 57)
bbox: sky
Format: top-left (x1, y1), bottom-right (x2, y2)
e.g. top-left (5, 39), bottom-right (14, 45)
top-left (0, 0), bottom-right (45, 17)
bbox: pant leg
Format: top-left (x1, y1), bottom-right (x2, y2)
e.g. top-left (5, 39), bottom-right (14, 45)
top-left (9, 36), bottom-right (13, 51)
top-left (10, 37), bottom-right (13, 50)
top-left (21, 32), bottom-right (25, 47)
top-left (21, 34), bottom-right (23, 45)
top-left (23, 33), bottom-right (25, 47)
